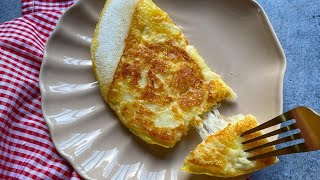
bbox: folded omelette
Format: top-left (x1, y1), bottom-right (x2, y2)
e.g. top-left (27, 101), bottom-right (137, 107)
top-left (91, 0), bottom-right (278, 177)
top-left (91, 0), bottom-right (235, 148)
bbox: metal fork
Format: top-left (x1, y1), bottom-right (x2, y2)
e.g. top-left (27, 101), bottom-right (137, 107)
top-left (241, 106), bottom-right (320, 160)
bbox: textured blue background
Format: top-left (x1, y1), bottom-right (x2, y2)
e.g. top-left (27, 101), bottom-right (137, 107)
top-left (0, 0), bottom-right (319, 179)
top-left (0, 0), bottom-right (21, 23)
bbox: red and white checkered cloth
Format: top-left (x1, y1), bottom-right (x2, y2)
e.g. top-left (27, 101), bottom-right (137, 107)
top-left (0, 0), bottom-right (83, 179)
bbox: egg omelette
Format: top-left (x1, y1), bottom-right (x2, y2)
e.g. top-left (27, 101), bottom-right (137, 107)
top-left (183, 115), bottom-right (278, 177)
top-left (91, 0), bottom-right (236, 148)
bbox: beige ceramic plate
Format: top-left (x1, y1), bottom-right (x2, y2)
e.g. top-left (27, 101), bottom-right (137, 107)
top-left (40, 0), bottom-right (286, 179)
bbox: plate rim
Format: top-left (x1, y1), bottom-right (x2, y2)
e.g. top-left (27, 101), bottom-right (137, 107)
top-left (39, 0), bottom-right (287, 179)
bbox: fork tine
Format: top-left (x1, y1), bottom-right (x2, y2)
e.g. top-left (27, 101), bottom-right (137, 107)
top-left (242, 124), bottom-right (297, 144)
top-left (245, 133), bottom-right (303, 152)
top-left (241, 114), bottom-right (289, 136)
top-left (248, 143), bottom-right (307, 160)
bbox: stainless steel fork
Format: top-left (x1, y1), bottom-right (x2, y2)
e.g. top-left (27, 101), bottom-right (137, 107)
top-left (241, 106), bottom-right (320, 160)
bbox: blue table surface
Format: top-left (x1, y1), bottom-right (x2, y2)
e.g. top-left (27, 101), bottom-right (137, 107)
top-left (0, 0), bottom-right (319, 179)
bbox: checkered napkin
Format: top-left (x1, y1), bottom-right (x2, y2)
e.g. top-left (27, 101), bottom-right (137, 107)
top-left (0, 0), bottom-right (83, 179)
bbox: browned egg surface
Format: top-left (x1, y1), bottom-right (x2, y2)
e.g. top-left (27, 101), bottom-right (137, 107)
top-left (106, 0), bottom-right (234, 147)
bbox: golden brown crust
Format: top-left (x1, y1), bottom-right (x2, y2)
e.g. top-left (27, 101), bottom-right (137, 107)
top-left (183, 115), bottom-right (278, 177)
top-left (104, 0), bottom-right (235, 148)
top-left (119, 101), bottom-right (188, 147)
